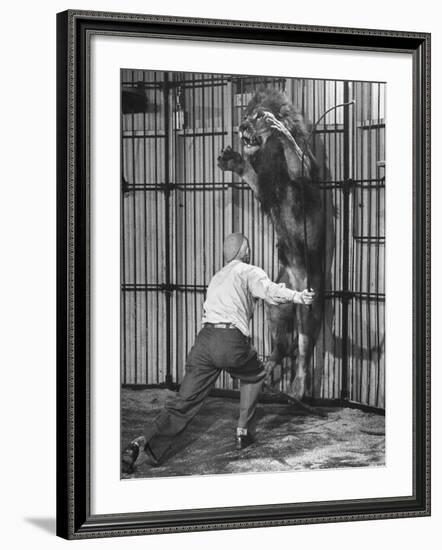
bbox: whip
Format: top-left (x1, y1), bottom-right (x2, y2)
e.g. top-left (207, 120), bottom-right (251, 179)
top-left (300, 99), bottom-right (355, 292)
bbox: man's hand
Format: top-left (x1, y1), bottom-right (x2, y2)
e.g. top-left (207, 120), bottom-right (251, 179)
top-left (297, 289), bottom-right (316, 306)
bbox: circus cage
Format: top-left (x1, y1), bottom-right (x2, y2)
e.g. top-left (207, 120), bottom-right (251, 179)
top-left (120, 69), bottom-right (386, 477)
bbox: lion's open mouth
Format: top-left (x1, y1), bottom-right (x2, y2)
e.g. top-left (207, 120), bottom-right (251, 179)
top-left (240, 129), bottom-right (262, 147)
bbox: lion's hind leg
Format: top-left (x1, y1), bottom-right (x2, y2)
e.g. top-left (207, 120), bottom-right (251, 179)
top-left (265, 302), bottom-right (297, 386)
top-left (290, 298), bottom-right (323, 399)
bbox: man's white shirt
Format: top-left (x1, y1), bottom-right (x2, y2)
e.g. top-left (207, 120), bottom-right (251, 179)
top-left (201, 260), bottom-right (301, 337)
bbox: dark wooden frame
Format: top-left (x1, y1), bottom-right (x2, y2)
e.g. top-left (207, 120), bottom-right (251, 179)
top-left (56, 9), bottom-right (431, 540)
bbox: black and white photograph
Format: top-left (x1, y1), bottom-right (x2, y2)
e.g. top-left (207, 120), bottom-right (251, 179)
top-left (1, 0), bottom-right (437, 546)
top-left (120, 70), bottom-right (386, 479)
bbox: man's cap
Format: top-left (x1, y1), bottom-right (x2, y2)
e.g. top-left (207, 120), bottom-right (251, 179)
top-left (223, 233), bottom-right (248, 263)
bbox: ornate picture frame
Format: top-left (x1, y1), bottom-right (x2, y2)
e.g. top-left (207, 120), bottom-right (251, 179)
top-left (56, 10), bottom-right (430, 539)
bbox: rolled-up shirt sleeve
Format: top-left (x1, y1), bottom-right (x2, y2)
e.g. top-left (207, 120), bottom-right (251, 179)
top-left (244, 266), bottom-right (301, 305)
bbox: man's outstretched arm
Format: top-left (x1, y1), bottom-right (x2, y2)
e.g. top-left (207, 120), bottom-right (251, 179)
top-left (244, 266), bottom-right (316, 305)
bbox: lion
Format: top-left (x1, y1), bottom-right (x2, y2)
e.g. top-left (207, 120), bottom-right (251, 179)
top-left (217, 87), bottom-right (326, 399)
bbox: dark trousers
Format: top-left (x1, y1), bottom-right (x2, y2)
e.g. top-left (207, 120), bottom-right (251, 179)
top-left (144, 325), bottom-right (266, 462)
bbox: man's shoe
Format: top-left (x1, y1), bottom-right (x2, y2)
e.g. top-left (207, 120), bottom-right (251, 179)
top-left (122, 436), bottom-right (144, 474)
top-left (235, 429), bottom-right (255, 451)
top-left (122, 435), bottom-right (160, 473)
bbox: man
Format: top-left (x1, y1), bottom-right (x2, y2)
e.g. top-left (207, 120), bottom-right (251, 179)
top-left (122, 233), bottom-right (315, 474)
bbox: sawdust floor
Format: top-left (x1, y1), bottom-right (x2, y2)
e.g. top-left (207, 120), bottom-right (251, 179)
top-left (121, 388), bottom-right (385, 479)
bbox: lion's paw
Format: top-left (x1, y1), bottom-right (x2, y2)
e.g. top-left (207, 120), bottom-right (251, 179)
top-left (217, 146), bottom-right (244, 174)
top-left (263, 112), bottom-right (294, 143)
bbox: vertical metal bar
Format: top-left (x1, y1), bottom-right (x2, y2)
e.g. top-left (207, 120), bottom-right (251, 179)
top-left (375, 82), bottom-right (382, 407)
top-left (154, 72), bottom-right (160, 383)
top-left (331, 81), bottom-right (340, 397)
top-left (142, 70), bottom-right (148, 384)
top-left (308, 79), bottom-right (316, 397)
top-left (358, 84), bottom-right (365, 403)
top-left (260, 139), bottom-right (265, 358)
top-left (332, 80), bottom-right (338, 398)
top-left (351, 81), bottom-right (359, 401)
top-left (321, 80), bottom-right (327, 399)
top-left (202, 74), bottom-right (207, 290)
top-left (221, 74), bottom-right (229, 390)
top-left (341, 80), bottom-right (351, 402)
top-left (240, 77), bottom-right (245, 233)
top-left (192, 75), bottom-right (198, 348)
top-left (174, 75), bottom-right (180, 383)
top-left (131, 71), bottom-right (138, 385)
top-left (231, 76), bottom-right (236, 232)
top-left (221, 75), bottom-right (226, 243)
top-left (367, 83), bottom-right (373, 405)
top-left (163, 72), bottom-right (172, 387)
top-left (211, 74), bottom-right (216, 279)
top-left (333, 82), bottom-right (344, 397)
top-left (183, 75), bottom-right (189, 383)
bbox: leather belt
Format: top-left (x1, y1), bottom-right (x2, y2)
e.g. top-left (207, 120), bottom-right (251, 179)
top-left (203, 322), bottom-right (237, 329)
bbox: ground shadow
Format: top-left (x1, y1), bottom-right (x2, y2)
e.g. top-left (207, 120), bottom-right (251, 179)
top-left (25, 517), bottom-right (56, 535)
